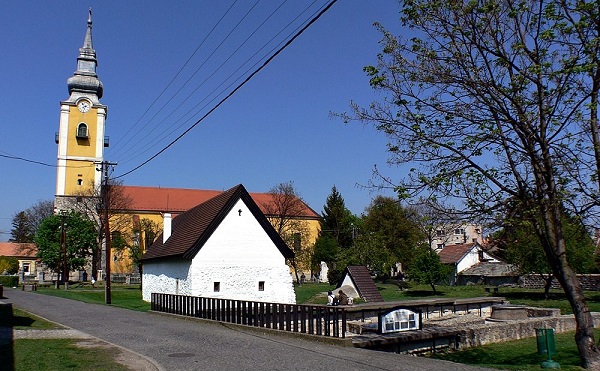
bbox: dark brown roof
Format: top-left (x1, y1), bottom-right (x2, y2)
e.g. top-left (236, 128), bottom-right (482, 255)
top-left (438, 243), bottom-right (478, 264)
top-left (141, 184), bottom-right (294, 262)
top-left (341, 266), bottom-right (384, 303)
top-left (116, 185), bottom-right (319, 219)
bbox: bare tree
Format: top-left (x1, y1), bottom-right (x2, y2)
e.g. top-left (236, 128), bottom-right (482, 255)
top-left (262, 182), bottom-right (314, 282)
top-left (342, 0), bottom-right (600, 367)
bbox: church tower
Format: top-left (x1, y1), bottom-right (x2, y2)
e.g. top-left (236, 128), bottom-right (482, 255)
top-left (55, 9), bottom-right (107, 209)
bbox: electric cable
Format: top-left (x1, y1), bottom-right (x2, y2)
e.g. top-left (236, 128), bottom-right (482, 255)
top-left (108, 0), bottom-right (241, 156)
top-left (113, 0), bottom-right (338, 180)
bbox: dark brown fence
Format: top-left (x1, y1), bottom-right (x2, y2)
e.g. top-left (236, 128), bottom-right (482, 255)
top-left (151, 293), bottom-right (346, 338)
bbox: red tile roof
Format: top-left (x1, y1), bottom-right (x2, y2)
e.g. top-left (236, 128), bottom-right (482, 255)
top-left (438, 243), bottom-right (477, 264)
top-left (0, 242), bottom-right (37, 258)
top-left (142, 184), bottom-right (294, 262)
top-left (342, 266), bottom-right (384, 303)
top-left (116, 185), bottom-right (319, 218)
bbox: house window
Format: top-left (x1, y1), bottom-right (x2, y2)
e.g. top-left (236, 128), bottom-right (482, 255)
top-left (76, 123), bottom-right (88, 138)
top-left (436, 243), bottom-right (444, 250)
top-left (214, 282), bottom-right (220, 292)
top-left (436, 230), bottom-right (445, 237)
top-left (454, 228), bottom-right (465, 235)
top-left (258, 281), bottom-right (265, 291)
top-left (22, 263), bottom-right (30, 274)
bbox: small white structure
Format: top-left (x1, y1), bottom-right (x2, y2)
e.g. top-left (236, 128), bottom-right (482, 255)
top-left (438, 242), bottom-right (501, 284)
top-left (141, 184), bottom-right (296, 303)
top-left (337, 266), bottom-right (384, 303)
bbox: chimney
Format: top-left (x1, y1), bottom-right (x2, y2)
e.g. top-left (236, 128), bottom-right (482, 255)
top-left (163, 213), bottom-right (172, 243)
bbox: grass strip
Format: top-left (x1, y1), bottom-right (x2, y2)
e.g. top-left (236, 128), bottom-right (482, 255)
top-left (429, 329), bottom-right (600, 370)
top-left (7, 339), bottom-right (129, 371)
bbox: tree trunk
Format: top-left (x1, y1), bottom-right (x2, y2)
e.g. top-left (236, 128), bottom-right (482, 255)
top-left (539, 206), bottom-right (600, 369)
top-left (553, 261), bottom-right (600, 369)
top-left (543, 275), bottom-right (553, 299)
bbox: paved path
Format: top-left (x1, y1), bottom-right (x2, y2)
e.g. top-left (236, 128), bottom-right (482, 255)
top-left (3, 288), bottom-right (492, 371)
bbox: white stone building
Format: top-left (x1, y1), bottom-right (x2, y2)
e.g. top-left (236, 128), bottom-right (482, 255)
top-left (438, 242), bottom-right (501, 284)
top-left (141, 184), bottom-right (296, 303)
top-left (431, 223), bottom-right (484, 251)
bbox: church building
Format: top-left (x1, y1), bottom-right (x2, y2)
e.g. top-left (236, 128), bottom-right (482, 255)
top-left (53, 11), bottom-right (321, 281)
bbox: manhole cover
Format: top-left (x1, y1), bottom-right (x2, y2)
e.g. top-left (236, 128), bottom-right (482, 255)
top-left (168, 353), bottom-right (195, 358)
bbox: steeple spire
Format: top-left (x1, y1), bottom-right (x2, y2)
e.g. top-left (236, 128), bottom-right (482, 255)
top-left (66, 7), bottom-right (103, 101)
top-left (83, 8), bottom-right (93, 50)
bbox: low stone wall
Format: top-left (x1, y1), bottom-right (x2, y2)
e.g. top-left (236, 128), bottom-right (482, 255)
top-left (458, 313), bottom-right (600, 349)
top-left (520, 274), bottom-right (600, 291)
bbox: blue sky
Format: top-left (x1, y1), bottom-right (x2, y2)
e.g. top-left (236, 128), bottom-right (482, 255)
top-left (0, 1), bottom-right (404, 240)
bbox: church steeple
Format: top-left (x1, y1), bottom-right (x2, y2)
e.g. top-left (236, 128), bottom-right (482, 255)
top-left (55, 8), bottom-right (108, 207)
top-left (67, 8), bottom-right (103, 101)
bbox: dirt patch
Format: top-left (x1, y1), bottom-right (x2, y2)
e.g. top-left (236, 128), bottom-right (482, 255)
top-left (73, 339), bottom-right (159, 371)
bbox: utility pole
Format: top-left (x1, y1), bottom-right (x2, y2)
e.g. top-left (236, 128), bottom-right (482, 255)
top-left (98, 160), bottom-right (117, 304)
top-left (59, 210), bottom-right (67, 289)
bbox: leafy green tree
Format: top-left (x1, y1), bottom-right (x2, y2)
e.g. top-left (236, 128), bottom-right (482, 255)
top-left (35, 212), bottom-right (96, 283)
top-left (360, 196), bottom-right (424, 273)
top-left (342, 0), bottom-right (600, 366)
top-left (9, 211), bottom-right (34, 243)
top-left (320, 186), bottom-right (355, 249)
top-left (311, 235), bottom-right (341, 283)
top-left (406, 247), bottom-right (451, 293)
top-left (347, 233), bottom-right (395, 278)
top-left (499, 214), bottom-right (597, 297)
top-left (0, 256), bottom-right (19, 274)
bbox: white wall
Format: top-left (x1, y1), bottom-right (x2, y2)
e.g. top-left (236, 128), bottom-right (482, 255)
top-left (142, 259), bottom-right (191, 302)
top-left (142, 199), bottom-right (296, 304)
top-left (456, 246), bottom-right (500, 273)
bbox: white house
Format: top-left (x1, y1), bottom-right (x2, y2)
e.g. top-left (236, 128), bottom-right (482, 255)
top-left (141, 184), bottom-right (296, 303)
top-left (438, 242), bottom-right (501, 284)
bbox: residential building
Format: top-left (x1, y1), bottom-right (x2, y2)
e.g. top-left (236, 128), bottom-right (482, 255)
top-left (430, 223), bottom-right (484, 251)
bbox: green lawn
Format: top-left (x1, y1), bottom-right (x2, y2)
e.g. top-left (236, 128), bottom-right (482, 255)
top-left (10, 308), bottom-right (63, 330)
top-left (9, 339), bottom-right (129, 371)
top-left (1, 307), bottom-right (130, 371)
top-left (34, 284), bottom-right (150, 312)
top-left (429, 329), bottom-right (600, 370)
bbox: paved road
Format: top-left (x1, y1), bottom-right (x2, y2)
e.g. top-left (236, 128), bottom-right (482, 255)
top-left (3, 288), bottom-right (491, 371)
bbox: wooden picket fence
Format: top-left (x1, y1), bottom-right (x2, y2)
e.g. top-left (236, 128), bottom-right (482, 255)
top-left (151, 293), bottom-right (346, 338)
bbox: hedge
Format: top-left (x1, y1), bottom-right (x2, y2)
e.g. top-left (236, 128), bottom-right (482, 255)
top-left (0, 276), bottom-right (19, 287)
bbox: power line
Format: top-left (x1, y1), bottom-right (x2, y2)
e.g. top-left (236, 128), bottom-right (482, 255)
top-left (114, 0), bottom-right (338, 180)
top-left (0, 153), bottom-right (92, 169)
top-left (113, 0), bottom-right (307, 166)
top-left (108, 0), bottom-right (243, 157)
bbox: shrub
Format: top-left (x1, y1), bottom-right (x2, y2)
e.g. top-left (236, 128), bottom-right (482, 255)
top-left (0, 275), bottom-right (19, 287)
top-left (0, 256), bottom-right (19, 275)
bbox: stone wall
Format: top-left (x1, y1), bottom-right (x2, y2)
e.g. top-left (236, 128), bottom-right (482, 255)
top-left (458, 313), bottom-right (600, 349)
top-left (520, 274), bottom-right (600, 291)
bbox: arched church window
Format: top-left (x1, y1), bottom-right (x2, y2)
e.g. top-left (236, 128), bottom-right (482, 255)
top-left (77, 179), bottom-right (83, 186)
top-left (76, 123), bottom-right (88, 138)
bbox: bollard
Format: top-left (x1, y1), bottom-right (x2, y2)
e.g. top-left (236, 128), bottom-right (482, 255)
top-left (536, 328), bottom-right (560, 369)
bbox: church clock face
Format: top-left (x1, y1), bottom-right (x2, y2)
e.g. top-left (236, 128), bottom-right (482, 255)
top-left (77, 100), bottom-right (91, 113)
